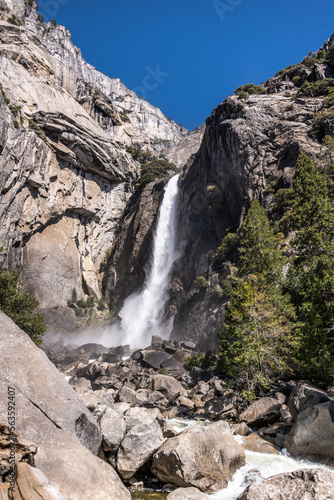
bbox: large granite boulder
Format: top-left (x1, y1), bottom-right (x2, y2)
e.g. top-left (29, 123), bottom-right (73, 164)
top-left (237, 468), bottom-right (334, 500)
top-left (152, 374), bottom-right (187, 400)
top-left (97, 407), bottom-right (126, 452)
top-left (240, 397), bottom-right (282, 427)
top-left (117, 417), bottom-right (165, 479)
top-left (0, 313), bottom-right (130, 499)
top-left (284, 402), bottom-right (334, 465)
top-left (287, 382), bottom-right (333, 420)
top-left (152, 421), bottom-right (245, 492)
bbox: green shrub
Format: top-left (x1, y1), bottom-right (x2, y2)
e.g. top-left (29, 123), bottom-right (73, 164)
top-left (193, 276), bottom-right (209, 291)
top-left (323, 94), bottom-right (334, 109)
top-left (97, 295), bottom-right (106, 311)
top-left (184, 351), bottom-right (217, 371)
top-left (0, 263), bottom-right (47, 346)
top-left (71, 288), bottom-right (78, 304)
top-left (135, 159), bottom-right (177, 191)
top-left (7, 15), bottom-right (22, 26)
top-left (120, 111), bottom-right (130, 122)
top-left (285, 104), bottom-right (294, 112)
top-left (0, 83), bottom-right (10, 104)
top-left (298, 78), bottom-right (334, 97)
top-left (217, 232), bottom-right (239, 259)
top-left (126, 146), bottom-right (155, 164)
top-left (13, 120), bottom-right (19, 129)
top-left (234, 84), bottom-right (267, 96)
top-left (9, 104), bottom-right (21, 116)
top-left (211, 285), bottom-right (224, 300)
top-left (29, 119), bottom-right (47, 141)
top-left (292, 76), bottom-right (302, 86)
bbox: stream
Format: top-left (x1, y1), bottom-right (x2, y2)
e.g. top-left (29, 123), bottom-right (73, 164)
top-left (131, 418), bottom-right (331, 500)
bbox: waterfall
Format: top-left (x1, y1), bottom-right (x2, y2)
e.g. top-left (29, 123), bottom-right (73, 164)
top-left (112, 174), bottom-right (180, 348)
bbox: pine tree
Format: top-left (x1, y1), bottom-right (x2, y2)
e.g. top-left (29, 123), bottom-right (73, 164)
top-left (239, 199), bottom-right (284, 284)
top-left (0, 264), bottom-right (46, 346)
top-left (219, 201), bottom-right (298, 396)
top-left (288, 153), bottom-right (334, 382)
top-left (219, 275), bottom-right (297, 397)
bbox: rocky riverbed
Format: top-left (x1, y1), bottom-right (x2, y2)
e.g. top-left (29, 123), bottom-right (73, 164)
top-left (1, 312), bottom-right (334, 499)
top-left (45, 330), bottom-right (334, 498)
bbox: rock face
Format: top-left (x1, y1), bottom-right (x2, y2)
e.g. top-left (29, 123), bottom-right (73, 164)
top-left (0, 0), bottom-right (188, 315)
top-left (237, 468), bottom-right (334, 500)
top-left (151, 421), bottom-right (245, 492)
top-left (0, 313), bottom-right (130, 500)
top-left (103, 178), bottom-right (168, 311)
top-left (166, 125), bottom-right (205, 168)
top-left (170, 52), bottom-right (334, 347)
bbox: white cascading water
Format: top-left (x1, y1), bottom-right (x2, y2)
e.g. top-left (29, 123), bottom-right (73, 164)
top-left (112, 174), bottom-right (180, 348)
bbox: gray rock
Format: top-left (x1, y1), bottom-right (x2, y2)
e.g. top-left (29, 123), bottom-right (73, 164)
top-left (231, 423), bottom-right (250, 436)
top-left (240, 397), bottom-right (282, 427)
top-left (79, 389), bottom-right (114, 412)
top-left (284, 402), bottom-right (334, 465)
top-left (0, 313), bottom-right (101, 453)
top-left (242, 433), bottom-right (279, 455)
top-left (237, 468), bottom-right (334, 500)
top-left (152, 421), bottom-right (245, 492)
top-left (152, 374), bottom-right (187, 400)
top-left (0, 314), bottom-right (130, 499)
top-left (142, 350), bottom-right (172, 369)
top-left (287, 381), bottom-right (333, 420)
top-left (166, 487), bottom-right (208, 499)
top-left (98, 407), bottom-right (126, 452)
top-left (205, 397), bottom-right (235, 419)
top-left (117, 417), bottom-right (165, 479)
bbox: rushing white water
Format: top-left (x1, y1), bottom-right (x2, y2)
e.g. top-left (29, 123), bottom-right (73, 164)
top-left (168, 419), bottom-right (331, 500)
top-left (112, 174), bottom-right (180, 348)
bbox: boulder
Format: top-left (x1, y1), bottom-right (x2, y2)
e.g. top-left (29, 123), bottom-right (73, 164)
top-left (0, 313), bottom-right (101, 453)
top-left (148, 391), bottom-right (168, 407)
top-left (152, 421), bottom-right (245, 492)
top-left (160, 357), bottom-right (186, 379)
top-left (166, 487), bottom-right (208, 499)
top-left (204, 397), bottom-right (235, 419)
top-left (237, 468), bottom-right (334, 500)
top-left (124, 407), bottom-right (164, 429)
top-left (117, 417), bottom-right (165, 479)
top-left (240, 397), bottom-right (282, 427)
top-left (231, 423), bottom-right (250, 436)
top-left (287, 382), bottom-right (333, 420)
top-left (142, 350), bottom-right (172, 370)
top-left (118, 386), bottom-right (138, 404)
top-left (79, 389), bottom-right (114, 412)
top-left (152, 374), bottom-right (187, 400)
top-left (284, 402), bottom-right (334, 465)
top-left (97, 407), bottom-right (126, 452)
top-left (0, 314), bottom-right (130, 500)
top-left (242, 433), bottom-right (279, 454)
top-left (178, 396), bottom-right (194, 411)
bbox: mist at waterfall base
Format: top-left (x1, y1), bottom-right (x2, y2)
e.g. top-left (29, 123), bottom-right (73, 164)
top-left (107, 174), bottom-right (180, 349)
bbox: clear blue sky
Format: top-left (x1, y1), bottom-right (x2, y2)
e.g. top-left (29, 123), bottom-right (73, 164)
top-left (38, 0), bottom-right (334, 130)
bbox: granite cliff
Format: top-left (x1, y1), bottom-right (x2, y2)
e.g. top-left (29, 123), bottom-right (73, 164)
top-left (0, 0), bottom-right (192, 324)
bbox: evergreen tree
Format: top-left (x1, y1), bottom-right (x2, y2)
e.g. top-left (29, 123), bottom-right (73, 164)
top-left (0, 264), bottom-right (46, 346)
top-left (219, 275), bottom-right (297, 397)
top-left (288, 153), bottom-right (334, 382)
top-left (239, 199), bottom-right (284, 283)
